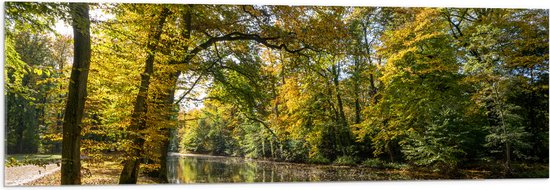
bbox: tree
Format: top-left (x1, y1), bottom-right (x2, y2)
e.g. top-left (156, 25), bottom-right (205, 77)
top-left (5, 32), bottom-right (52, 154)
top-left (42, 35), bottom-right (72, 154)
top-left (61, 3), bottom-right (91, 185)
top-left (6, 4), bottom-right (548, 184)
top-left (443, 8), bottom-right (548, 173)
top-left (118, 5), bottom-right (171, 184)
top-left (355, 8), bottom-right (474, 170)
top-left (4, 2), bottom-right (66, 155)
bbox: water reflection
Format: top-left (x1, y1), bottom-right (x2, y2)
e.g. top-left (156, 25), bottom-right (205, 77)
top-left (166, 153), bottom-right (413, 184)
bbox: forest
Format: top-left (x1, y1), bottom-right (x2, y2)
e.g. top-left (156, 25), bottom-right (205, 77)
top-left (3, 2), bottom-right (549, 185)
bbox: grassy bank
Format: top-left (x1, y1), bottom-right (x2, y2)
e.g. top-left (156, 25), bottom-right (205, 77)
top-left (5, 154), bottom-right (62, 167)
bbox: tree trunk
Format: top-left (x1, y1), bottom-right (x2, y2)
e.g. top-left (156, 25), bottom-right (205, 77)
top-left (353, 57), bottom-right (361, 124)
top-left (16, 124), bottom-right (24, 154)
top-left (158, 71), bottom-right (180, 182)
top-left (325, 76), bottom-right (341, 156)
top-left (332, 63), bottom-right (350, 152)
top-left (354, 93), bottom-right (361, 124)
top-left (61, 3), bottom-right (91, 185)
top-left (369, 73), bottom-right (377, 104)
top-left (157, 7), bottom-right (192, 181)
top-left (119, 7), bottom-right (170, 184)
top-left (157, 136), bottom-right (170, 181)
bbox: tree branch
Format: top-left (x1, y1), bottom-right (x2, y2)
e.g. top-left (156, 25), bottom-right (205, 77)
top-left (243, 114), bottom-right (280, 142)
top-left (180, 32), bottom-right (311, 65)
top-left (174, 73), bottom-right (203, 105)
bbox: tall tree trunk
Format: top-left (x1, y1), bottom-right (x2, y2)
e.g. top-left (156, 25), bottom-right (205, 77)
top-left (332, 63), bottom-right (350, 152)
top-left (354, 84), bottom-right (361, 124)
top-left (369, 73), bottom-right (377, 103)
top-left (352, 56), bottom-right (361, 124)
top-left (16, 123), bottom-right (24, 154)
top-left (157, 7), bottom-right (192, 181)
top-left (119, 7), bottom-right (170, 184)
top-left (493, 81), bottom-right (512, 174)
top-left (157, 71), bottom-right (180, 182)
top-left (61, 3), bottom-right (91, 185)
top-left (325, 76), bottom-right (341, 156)
top-left (363, 23), bottom-right (378, 105)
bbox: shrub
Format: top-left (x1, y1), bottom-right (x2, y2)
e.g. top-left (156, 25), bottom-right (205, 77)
top-left (309, 154), bottom-right (330, 164)
top-left (362, 158), bottom-right (385, 168)
top-left (334, 155), bottom-right (357, 166)
top-left (5, 157), bottom-right (20, 167)
top-left (362, 158), bottom-right (408, 169)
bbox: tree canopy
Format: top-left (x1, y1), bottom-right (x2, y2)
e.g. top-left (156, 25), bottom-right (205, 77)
top-left (4, 2), bottom-right (548, 184)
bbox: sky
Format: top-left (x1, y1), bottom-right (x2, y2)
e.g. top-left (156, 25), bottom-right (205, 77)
top-left (51, 0), bottom-right (550, 37)
top-left (54, 7), bottom-right (115, 36)
top-left (50, 0), bottom-right (549, 36)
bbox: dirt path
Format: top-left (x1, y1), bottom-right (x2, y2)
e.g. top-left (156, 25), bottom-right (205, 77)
top-left (4, 163), bottom-right (61, 186)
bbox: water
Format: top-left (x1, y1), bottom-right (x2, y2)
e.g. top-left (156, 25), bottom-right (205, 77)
top-left (166, 153), bottom-right (415, 184)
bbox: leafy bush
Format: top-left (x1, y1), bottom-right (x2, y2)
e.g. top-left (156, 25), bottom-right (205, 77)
top-left (308, 153), bottom-right (330, 164)
top-left (399, 108), bottom-right (468, 172)
top-left (401, 128), bottom-right (464, 172)
top-left (362, 158), bottom-right (408, 169)
top-left (383, 162), bottom-right (408, 170)
top-left (362, 158), bottom-right (385, 168)
top-left (281, 140), bottom-right (308, 162)
top-left (333, 156), bottom-right (357, 166)
top-left (5, 157), bottom-right (20, 167)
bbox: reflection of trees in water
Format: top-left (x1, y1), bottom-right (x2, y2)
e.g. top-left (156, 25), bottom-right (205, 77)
top-left (174, 156), bottom-right (318, 183)
top-left (167, 155), bottom-right (414, 183)
top-left (166, 156), bottom-right (179, 183)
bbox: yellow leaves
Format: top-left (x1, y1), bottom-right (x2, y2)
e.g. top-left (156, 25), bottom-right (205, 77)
top-left (404, 32), bottom-right (443, 47)
top-left (378, 8), bottom-right (459, 89)
top-left (390, 46), bottom-right (418, 63)
top-left (281, 77), bottom-right (302, 114)
top-left (351, 123), bottom-right (370, 142)
top-left (413, 8), bottom-right (442, 30)
top-left (41, 133), bottom-right (63, 141)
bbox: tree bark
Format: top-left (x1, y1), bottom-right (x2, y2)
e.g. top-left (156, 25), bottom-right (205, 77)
top-left (157, 71), bottom-right (180, 182)
top-left (332, 63), bottom-right (350, 151)
top-left (369, 73), bottom-right (377, 104)
top-left (16, 122), bottom-right (24, 154)
top-left (61, 3), bottom-right (91, 185)
top-left (119, 7), bottom-right (170, 184)
top-left (157, 6), bottom-right (192, 181)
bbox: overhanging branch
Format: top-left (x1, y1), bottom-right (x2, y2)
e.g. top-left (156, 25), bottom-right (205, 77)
top-left (181, 32), bottom-right (312, 65)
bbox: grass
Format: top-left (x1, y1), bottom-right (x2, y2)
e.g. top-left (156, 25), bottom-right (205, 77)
top-left (6, 154), bottom-right (61, 160)
top-left (5, 154), bottom-right (62, 167)
top-left (6, 154), bottom-right (62, 161)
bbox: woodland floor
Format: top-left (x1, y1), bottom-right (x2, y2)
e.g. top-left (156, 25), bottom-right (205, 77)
top-left (6, 160), bottom-right (160, 186)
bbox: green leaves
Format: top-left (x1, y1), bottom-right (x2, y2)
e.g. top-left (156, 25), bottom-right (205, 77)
top-left (4, 3), bottom-right (547, 178)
